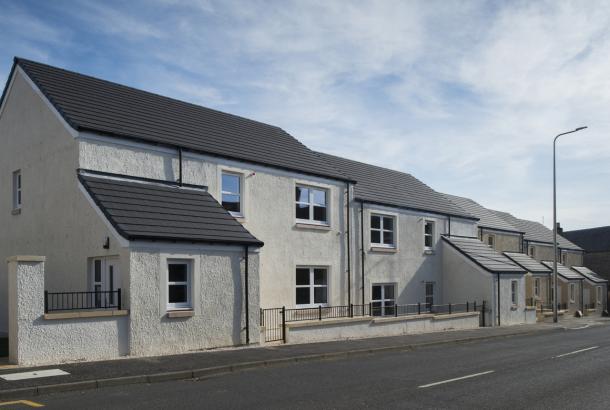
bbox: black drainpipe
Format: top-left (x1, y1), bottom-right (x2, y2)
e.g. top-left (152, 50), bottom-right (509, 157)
top-left (177, 147), bottom-right (183, 186)
top-left (360, 201), bottom-right (365, 305)
top-left (497, 273), bottom-right (501, 326)
top-left (244, 245), bottom-right (250, 345)
top-left (346, 183), bottom-right (351, 307)
top-left (581, 279), bottom-right (584, 312)
top-left (448, 215), bottom-right (451, 237)
top-left (520, 234), bottom-right (524, 253)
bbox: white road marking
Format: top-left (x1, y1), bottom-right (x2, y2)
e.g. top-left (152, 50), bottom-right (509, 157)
top-left (554, 346), bottom-right (599, 359)
top-left (0, 368), bottom-right (69, 381)
top-left (564, 324), bottom-right (591, 330)
top-left (418, 370), bottom-right (495, 389)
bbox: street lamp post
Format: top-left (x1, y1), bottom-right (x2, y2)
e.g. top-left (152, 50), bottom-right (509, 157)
top-left (553, 126), bottom-right (587, 323)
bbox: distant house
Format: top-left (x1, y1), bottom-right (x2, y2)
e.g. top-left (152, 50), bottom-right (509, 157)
top-left (563, 226), bottom-right (610, 282)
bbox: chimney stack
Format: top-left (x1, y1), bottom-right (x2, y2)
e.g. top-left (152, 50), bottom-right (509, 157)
top-left (556, 222), bottom-right (563, 234)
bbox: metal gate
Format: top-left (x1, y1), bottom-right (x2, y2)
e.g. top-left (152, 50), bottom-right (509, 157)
top-left (260, 307), bottom-right (285, 342)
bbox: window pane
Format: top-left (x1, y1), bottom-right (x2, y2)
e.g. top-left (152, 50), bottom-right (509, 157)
top-left (295, 186), bottom-right (309, 203)
top-left (425, 236), bottom-right (433, 248)
top-left (222, 194), bottom-right (241, 213)
top-left (425, 222), bottom-right (432, 235)
top-left (371, 230), bottom-right (381, 244)
top-left (372, 301), bottom-right (382, 316)
top-left (169, 264), bottom-right (188, 282)
top-left (314, 269), bottom-right (327, 285)
top-left (222, 173), bottom-right (240, 194)
top-left (312, 189), bottom-right (326, 206)
top-left (314, 287), bottom-right (327, 304)
top-left (296, 203), bottom-right (310, 220)
top-left (313, 206), bottom-right (326, 222)
top-left (296, 287), bottom-right (310, 305)
top-left (383, 231), bottom-right (394, 245)
top-left (372, 285), bottom-right (381, 300)
top-left (371, 215), bottom-right (381, 229)
top-left (169, 284), bottom-right (187, 303)
top-left (384, 285), bottom-right (395, 299)
top-left (383, 217), bottom-right (393, 231)
top-left (296, 268), bottom-right (310, 285)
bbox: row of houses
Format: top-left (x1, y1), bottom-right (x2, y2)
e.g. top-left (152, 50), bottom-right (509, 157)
top-left (0, 58), bottom-right (607, 365)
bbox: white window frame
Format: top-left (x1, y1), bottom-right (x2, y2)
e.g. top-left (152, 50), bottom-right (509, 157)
top-left (597, 286), bottom-right (602, 305)
top-left (370, 213), bottom-right (396, 248)
top-left (167, 259), bottom-right (192, 310)
top-left (221, 171), bottom-right (244, 217)
top-left (12, 169), bottom-right (21, 210)
top-left (371, 283), bottom-right (396, 316)
top-left (534, 278), bottom-right (540, 297)
top-left (569, 283), bottom-right (575, 303)
top-left (424, 220), bottom-right (435, 250)
top-left (295, 266), bottom-right (328, 307)
top-left (295, 185), bottom-right (329, 225)
top-left (511, 280), bottom-right (518, 306)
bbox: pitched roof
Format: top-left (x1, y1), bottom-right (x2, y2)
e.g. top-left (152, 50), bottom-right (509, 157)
top-left (491, 210), bottom-right (582, 251)
top-left (443, 194), bottom-right (521, 233)
top-left (442, 236), bottom-right (525, 274)
top-left (541, 261), bottom-right (584, 281)
top-left (570, 266), bottom-right (608, 283)
top-left (79, 172), bottom-right (263, 246)
top-left (563, 226), bottom-right (610, 253)
top-left (503, 252), bottom-right (552, 274)
top-left (315, 152), bottom-right (475, 219)
top-left (10, 58), bottom-right (349, 183)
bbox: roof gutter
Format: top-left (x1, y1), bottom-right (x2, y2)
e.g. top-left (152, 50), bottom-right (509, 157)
top-left (356, 198), bottom-right (479, 222)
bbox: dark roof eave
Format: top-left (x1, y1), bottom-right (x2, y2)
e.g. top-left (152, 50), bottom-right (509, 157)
top-left (78, 127), bottom-right (358, 185)
top-left (356, 198), bottom-right (478, 221)
top-left (479, 226), bottom-right (525, 235)
top-left (128, 235), bottom-right (264, 248)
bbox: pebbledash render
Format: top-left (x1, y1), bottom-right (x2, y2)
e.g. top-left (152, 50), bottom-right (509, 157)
top-left (0, 58), bottom-right (604, 365)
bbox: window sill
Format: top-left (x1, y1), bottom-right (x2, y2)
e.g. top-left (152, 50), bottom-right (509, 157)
top-left (370, 246), bottom-right (397, 253)
top-left (11, 208), bottom-right (21, 215)
top-left (167, 310), bottom-right (194, 318)
top-left (44, 309), bottom-right (129, 320)
top-left (294, 222), bottom-right (331, 231)
top-left (423, 249), bottom-right (435, 255)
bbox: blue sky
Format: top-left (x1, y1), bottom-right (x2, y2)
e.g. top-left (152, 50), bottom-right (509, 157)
top-left (2, 0), bottom-right (610, 230)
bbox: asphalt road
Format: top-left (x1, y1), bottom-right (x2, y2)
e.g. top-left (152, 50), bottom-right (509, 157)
top-left (5, 323), bottom-right (610, 409)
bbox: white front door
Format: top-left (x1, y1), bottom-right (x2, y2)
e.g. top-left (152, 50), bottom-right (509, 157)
top-left (91, 257), bottom-right (121, 308)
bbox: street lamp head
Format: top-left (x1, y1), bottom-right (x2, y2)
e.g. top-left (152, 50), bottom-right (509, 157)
top-left (575, 126), bottom-right (588, 131)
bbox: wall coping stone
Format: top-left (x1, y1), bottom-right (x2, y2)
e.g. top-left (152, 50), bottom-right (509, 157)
top-left (43, 310), bottom-right (129, 320)
top-left (6, 255), bottom-right (46, 263)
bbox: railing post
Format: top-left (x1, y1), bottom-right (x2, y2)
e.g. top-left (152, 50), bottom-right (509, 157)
top-left (318, 305), bottom-right (322, 321)
top-left (117, 288), bottom-right (122, 310)
top-left (350, 303), bottom-right (353, 318)
top-left (474, 301), bottom-right (477, 311)
top-left (369, 302), bottom-right (372, 316)
top-left (44, 290), bottom-right (48, 313)
top-left (449, 303), bottom-right (452, 315)
top-left (282, 306), bottom-right (286, 344)
top-left (395, 303), bottom-right (398, 317)
top-left (482, 301), bottom-right (486, 327)
top-left (467, 301), bottom-right (469, 312)
top-left (418, 302), bottom-right (421, 315)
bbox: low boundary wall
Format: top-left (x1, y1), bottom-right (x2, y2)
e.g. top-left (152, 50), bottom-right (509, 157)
top-left (284, 312), bottom-right (480, 344)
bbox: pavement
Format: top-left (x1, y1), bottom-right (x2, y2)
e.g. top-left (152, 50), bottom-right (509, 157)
top-left (2, 317), bottom-right (610, 409)
top-left (0, 317), bottom-right (608, 403)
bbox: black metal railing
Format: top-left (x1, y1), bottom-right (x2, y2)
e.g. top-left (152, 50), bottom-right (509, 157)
top-left (260, 301), bottom-right (485, 343)
top-left (44, 289), bottom-right (121, 313)
top-left (585, 303), bottom-right (597, 310)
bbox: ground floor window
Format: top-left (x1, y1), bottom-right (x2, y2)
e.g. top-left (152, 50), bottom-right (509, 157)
top-left (534, 278), bottom-right (540, 297)
top-left (167, 260), bottom-right (192, 310)
top-left (597, 286), bottom-right (602, 305)
top-left (296, 267), bottom-right (328, 306)
top-left (511, 280), bottom-right (518, 305)
top-left (569, 283), bottom-right (575, 303)
top-left (372, 283), bottom-right (395, 316)
top-left (425, 282), bottom-right (434, 307)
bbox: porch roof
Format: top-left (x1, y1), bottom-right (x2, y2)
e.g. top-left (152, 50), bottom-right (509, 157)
top-left (78, 171), bottom-right (263, 247)
top-left (503, 252), bottom-right (552, 274)
top-left (570, 266), bottom-right (608, 284)
top-left (541, 261), bottom-right (583, 281)
top-left (442, 236), bottom-right (525, 274)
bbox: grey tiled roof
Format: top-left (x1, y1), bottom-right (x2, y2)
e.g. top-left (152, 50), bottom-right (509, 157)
top-left (12, 58), bottom-right (350, 183)
top-left (79, 172), bottom-right (263, 246)
top-left (570, 266), bottom-right (608, 283)
top-left (316, 152), bottom-right (475, 219)
top-left (563, 226), bottom-right (610, 253)
top-left (491, 210), bottom-right (582, 251)
top-left (443, 194), bottom-right (521, 233)
top-left (442, 236), bottom-right (525, 274)
top-left (503, 252), bottom-right (552, 274)
top-left (541, 261), bottom-right (583, 281)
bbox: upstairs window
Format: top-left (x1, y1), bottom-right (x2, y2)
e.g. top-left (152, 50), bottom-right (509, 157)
top-left (12, 170), bottom-right (21, 210)
top-left (529, 246), bottom-right (536, 258)
top-left (295, 185), bottom-right (328, 224)
top-left (221, 172), bottom-right (242, 216)
top-left (424, 221), bottom-right (435, 249)
top-left (487, 235), bottom-right (495, 248)
top-left (561, 252), bottom-right (566, 265)
top-left (371, 214), bottom-right (395, 247)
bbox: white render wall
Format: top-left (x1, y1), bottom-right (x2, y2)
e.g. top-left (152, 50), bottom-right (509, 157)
top-left (352, 202), bottom-right (477, 306)
top-left (8, 257), bottom-right (128, 366)
top-left (128, 244), bottom-right (260, 357)
top-left (0, 70), bottom-right (127, 334)
top-left (78, 134), bottom-right (347, 309)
